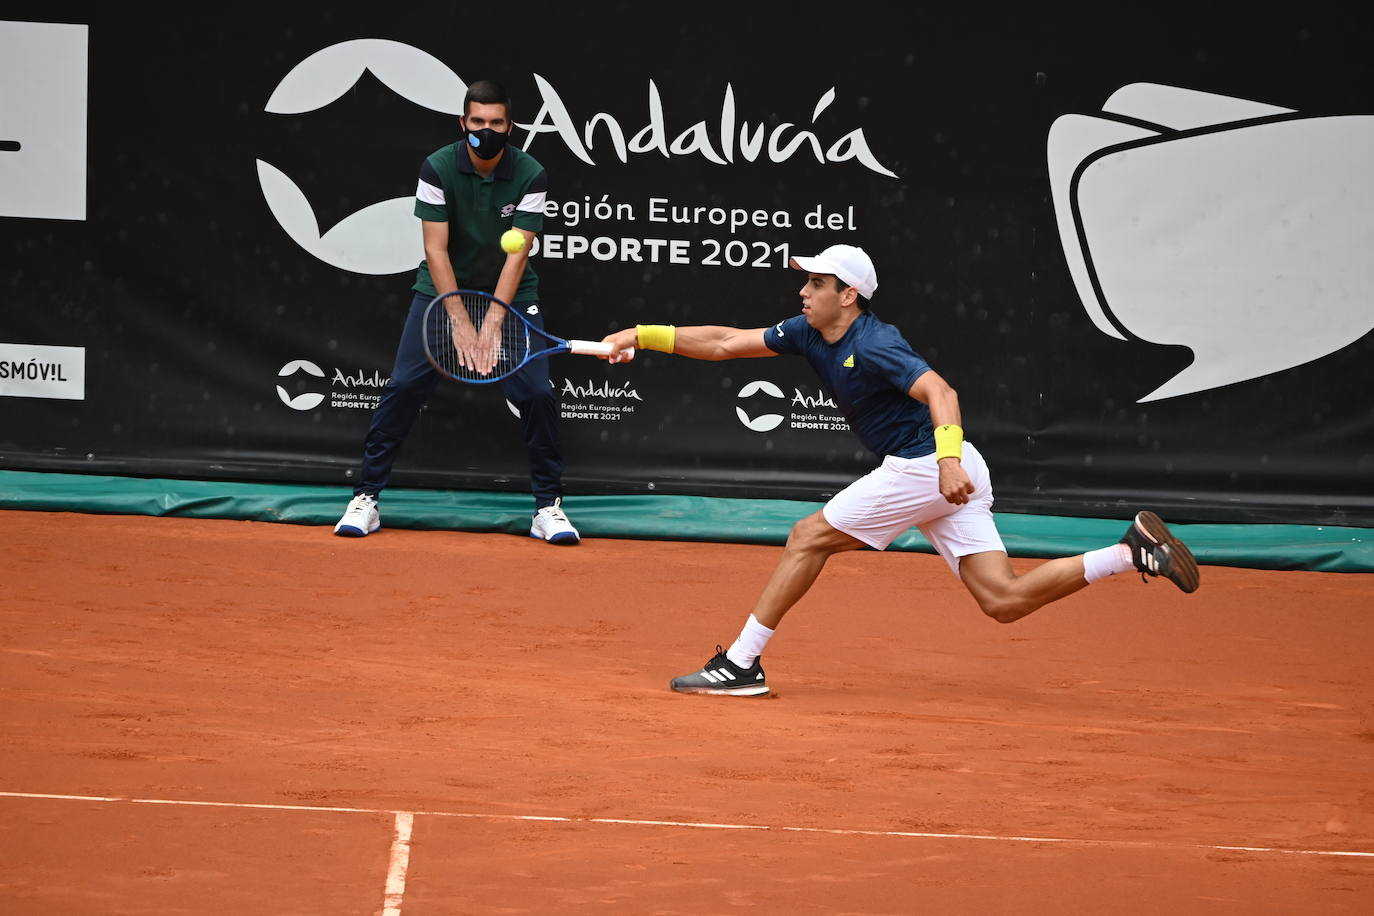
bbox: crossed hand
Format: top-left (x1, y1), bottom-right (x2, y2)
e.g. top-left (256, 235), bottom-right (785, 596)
top-left (446, 306), bottom-right (504, 376)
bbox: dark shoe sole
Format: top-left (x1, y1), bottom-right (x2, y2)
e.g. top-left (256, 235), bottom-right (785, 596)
top-left (529, 531), bottom-right (580, 545)
top-left (1135, 510), bottom-right (1200, 594)
top-left (333, 524), bottom-right (379, 537)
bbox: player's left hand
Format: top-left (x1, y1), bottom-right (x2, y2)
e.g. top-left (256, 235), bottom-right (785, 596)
top-left (938, 458), bottom-right (975, 505)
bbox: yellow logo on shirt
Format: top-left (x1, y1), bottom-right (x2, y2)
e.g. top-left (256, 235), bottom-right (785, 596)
top-left (842, 354), bottom-right (855, 368)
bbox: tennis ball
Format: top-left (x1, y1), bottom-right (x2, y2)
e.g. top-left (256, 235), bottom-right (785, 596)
top-left (500, 229), bottom-right (526, 253)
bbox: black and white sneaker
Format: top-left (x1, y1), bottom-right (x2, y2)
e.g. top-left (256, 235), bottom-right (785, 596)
top-left (670, 646), bottom-right (769, 696)
top-left (1120, 510), bottom-right (1200, 593)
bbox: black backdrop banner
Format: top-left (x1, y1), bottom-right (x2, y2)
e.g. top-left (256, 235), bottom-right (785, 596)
top-left (3, 8), bottom-right (1372, 525)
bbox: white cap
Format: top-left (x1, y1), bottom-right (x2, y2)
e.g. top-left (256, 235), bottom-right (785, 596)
top-left (789, 244), bottom-right (878, 299)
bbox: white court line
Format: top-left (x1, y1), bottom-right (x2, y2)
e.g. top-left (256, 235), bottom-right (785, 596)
top-left (1, 791), bottom-right (1371, 860)
top-left (381, 811), bottom-right (413, 916)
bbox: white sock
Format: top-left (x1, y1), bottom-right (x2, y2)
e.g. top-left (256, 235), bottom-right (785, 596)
top-left (1083, 543), bottom-right (1133, 583)
top-left (725, 614), bottom-right (774, 668)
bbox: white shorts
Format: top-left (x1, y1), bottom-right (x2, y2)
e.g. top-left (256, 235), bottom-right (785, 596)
top-left (821, 441), bottom-right (1006, 576)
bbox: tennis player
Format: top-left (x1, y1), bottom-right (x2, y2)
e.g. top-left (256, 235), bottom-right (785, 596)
top-left (334, 79), bottom-right (579, 544)
top-left (601, 244), bottom-right (1200, 696)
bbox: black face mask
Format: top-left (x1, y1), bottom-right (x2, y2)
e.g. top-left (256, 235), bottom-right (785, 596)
top-left (464, 126), bottom-right (510, 161)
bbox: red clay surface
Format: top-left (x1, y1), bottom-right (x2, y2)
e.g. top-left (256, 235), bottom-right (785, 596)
top-left (2, 509), bottom-right (1372, 914)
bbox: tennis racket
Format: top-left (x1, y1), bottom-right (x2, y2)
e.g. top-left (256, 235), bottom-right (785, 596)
top-left (421, 290), bottom-right (629, 384)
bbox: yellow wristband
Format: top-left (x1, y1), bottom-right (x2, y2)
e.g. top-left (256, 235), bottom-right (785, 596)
top-left (636, 324), bottom-right (676, 353)
top-left (934, 424), bottom-right (963, 461)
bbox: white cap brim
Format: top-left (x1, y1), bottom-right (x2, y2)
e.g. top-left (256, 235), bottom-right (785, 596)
top-left (789, 255), bottom-right (876, 299)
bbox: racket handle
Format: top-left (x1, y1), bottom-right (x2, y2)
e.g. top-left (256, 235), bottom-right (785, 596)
top-left (568, 339), bottom-right (620, 357)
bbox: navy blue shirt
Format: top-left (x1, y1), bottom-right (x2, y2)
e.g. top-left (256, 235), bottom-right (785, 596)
top-left (763, 311), bottom-right (934, 458)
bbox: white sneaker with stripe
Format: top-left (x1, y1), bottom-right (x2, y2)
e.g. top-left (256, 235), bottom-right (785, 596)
top-left (333, 493), bottom-right (380, 537)
top-left (530, 498), bottom-right (580, 545)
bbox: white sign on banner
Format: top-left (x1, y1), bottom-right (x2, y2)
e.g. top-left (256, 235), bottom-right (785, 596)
top-left (0, 343), bottom-right (86, 400)
top-left (0, 21), bottom-right (89, 221)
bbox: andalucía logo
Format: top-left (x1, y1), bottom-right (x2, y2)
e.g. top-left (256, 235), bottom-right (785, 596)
top-left (557, 377), bottom-right (642, 423)
top-left (258, 40), bottom-right (897, 276)
top-left (276, 359), bottom-right (388, 411)
top-left (735, 380), bottom-right (849, 433)
top-left (560, 379), bottom-right (642, 400)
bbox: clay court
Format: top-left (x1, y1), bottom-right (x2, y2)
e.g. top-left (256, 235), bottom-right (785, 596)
top-left (2, 509), bottom-right (1372, 913)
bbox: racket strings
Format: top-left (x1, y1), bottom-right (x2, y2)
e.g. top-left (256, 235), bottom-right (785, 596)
top-left (425, 293), bottom-right (530, 383)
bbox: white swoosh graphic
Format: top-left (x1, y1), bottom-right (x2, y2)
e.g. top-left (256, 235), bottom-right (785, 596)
top-left (265, 39), bottom-right (466, 115)
top-left (256, 159), bottom-right (421, 276)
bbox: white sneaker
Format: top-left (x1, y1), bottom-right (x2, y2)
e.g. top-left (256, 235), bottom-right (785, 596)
top-left (334, 493), bottom-right (380, 537)
top-left (530, 498), bottom-right (580, 545)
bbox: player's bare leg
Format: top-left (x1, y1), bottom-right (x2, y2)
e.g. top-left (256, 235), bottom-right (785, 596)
top-left (752, 511), bottom-right (867, 628)
top-left (669, 511), bottom-right (863, 695)
top-left (956, 550), bottom-right (1092, 624)
top-left (957, 509), bottom-right (1201, 623)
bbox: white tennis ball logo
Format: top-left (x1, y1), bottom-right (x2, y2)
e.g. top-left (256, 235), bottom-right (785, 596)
top-left (736, 380), bottom-right (786, 432)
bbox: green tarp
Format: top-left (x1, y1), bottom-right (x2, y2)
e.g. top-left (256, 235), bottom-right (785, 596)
top-left (1, 470), bottom-right (1369, 573)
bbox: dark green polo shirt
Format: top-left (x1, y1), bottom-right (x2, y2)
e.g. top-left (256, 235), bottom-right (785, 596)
top-left (412, 142), bottom-right (547, 302)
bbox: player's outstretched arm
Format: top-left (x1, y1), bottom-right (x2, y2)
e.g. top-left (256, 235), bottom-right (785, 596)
top-left (602, 325), bottom-right (775, 362)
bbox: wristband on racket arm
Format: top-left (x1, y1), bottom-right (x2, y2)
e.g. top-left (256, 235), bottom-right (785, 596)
top-left (636, 324), bottom-right (676, 353)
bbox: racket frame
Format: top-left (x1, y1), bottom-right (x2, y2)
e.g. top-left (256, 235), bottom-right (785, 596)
top-left (421, 289), bottom-right (615, 385)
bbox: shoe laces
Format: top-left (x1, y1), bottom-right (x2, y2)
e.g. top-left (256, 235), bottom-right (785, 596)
top-left (539, 498), bottom-right (569, 524)
top-left (350, 494), bottom-right (377, 510)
